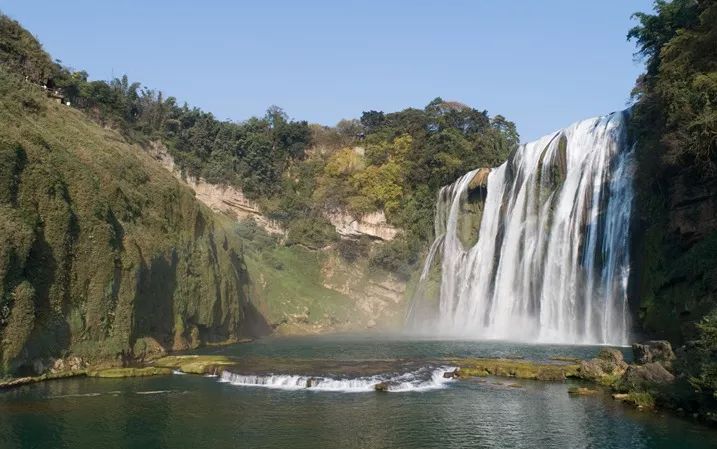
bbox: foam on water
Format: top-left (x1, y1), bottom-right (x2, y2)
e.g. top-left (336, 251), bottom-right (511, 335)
top-left (218, 366), bottom-right (456, 393)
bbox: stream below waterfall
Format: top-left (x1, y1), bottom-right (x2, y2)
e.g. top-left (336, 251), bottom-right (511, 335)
top-left (1, 334), bottom-right (715, 449)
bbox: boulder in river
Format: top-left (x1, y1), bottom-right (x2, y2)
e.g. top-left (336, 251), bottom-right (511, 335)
top-left (578, 348), bottom-right (628, 383)
top-left (632, 341), bottom-right (675, 366)
top-left (620, 362), bottom-right (675, 390)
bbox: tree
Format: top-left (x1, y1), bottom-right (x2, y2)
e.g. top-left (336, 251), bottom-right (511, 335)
top-left (629, 0), bottom-right (716, 172)
top-left (360, 110), bottom-right (385, 132)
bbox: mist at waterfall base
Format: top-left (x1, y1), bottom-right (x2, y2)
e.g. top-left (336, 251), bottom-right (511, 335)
top-left (407, 111), bottom-right (635, 346)
top-left (2, 335), bottom-right (716, 449)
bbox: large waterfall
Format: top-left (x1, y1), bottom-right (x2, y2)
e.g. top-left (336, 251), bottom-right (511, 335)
top-left (407, 111), bottom-right (635, 345)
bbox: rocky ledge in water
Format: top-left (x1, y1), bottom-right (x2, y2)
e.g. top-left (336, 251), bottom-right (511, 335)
top-left (0, 355), bottom-right (241, 389)
top-left (452, 358), bottom-right (580, 381)
top-left (452, 341), bottom-right (715, 426)
top-left (0, 340), bottom-right (711, 425)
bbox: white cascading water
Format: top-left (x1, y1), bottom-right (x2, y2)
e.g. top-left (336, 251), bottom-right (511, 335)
top-left (218, 366), bottom-right (456, 393)
top-left (408, 111), bottom-right (635, 345)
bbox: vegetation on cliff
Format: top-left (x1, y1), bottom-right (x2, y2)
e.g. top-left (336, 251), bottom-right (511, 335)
top-left (0, 68), bottom-right (268, 377)
top-left (629, 0), bottom-right (717, 416)
top-left (0, 12), bottom-right (518, 276)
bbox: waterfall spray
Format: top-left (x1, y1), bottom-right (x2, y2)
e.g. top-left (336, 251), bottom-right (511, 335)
top-left (408, 111), bottom-right (635, 345)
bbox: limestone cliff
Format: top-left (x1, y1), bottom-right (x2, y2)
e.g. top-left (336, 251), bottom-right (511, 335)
top-left (148, 143), bottom-right (285, 236)
top-left (325, 210), bottom-right (399, 241)
top-left (145, 143), bottom-right (408, 335)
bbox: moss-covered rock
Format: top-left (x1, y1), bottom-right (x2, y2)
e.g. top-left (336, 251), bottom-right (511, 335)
top-left (618, 362), bottom-right (675, 391)
top-left (456, 358), bottom-right (580, 381)
top-left (568, 386), bottom-right (599, 396)
top-left (612, 391), bottom-right (656, 409)
top-left (0, 369), bottom-right (86, 390)
top-left (632, 340), bottom-right (676, 366)
top-left (152, 355), bottom-right (237, 375)
top-left (576, 349), bottom-right (628, 386)
top-left (457, 168), bottom-right (490, 249)
top-left (87, 367), bottom-right (173, 378)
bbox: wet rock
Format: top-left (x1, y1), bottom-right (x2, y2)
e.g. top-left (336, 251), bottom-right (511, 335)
top-left (612, 391), bottom-right (656, 409)
top-left (632, 341), bottom-right (675, 366)
top-left (467, 168), bottom-right (491, 192)
top-left (620, 362), bottom-right (675, 390)
top-left (597, 349), bottom-right (626, 367)
top-left (577, 348), bottom-right (627, 383)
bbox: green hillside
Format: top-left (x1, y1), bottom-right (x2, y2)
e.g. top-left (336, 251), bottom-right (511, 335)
top-left (0, 69), bottom-right (268, 376)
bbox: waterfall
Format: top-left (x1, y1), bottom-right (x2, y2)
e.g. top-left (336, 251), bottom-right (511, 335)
top-left (218, 366), bottom-right (456, 393)
top-left (408, 111), bottom-right (635, 345)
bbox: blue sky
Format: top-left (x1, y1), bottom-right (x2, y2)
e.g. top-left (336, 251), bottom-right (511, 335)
top-left (3, 0), bottom-right (653, 142)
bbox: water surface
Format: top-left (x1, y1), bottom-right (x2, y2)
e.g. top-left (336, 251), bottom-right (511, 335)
top-left (1, 335), bottom-right (714, 449)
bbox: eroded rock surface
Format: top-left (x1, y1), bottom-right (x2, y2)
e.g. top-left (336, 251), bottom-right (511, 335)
top-left (632, 340), bottom-right (675, 366)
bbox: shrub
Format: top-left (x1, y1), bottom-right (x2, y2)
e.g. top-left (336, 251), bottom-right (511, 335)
top-left (368, 236), bottom-right (419, 278)
top-left (336, 237), bottom-right (371, 263)
top-left (286, 217), bottom-right (338, 249)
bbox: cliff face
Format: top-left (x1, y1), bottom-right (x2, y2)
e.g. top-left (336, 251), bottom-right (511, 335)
top-left (633, 168), bottom-right (717, 342)
top-left (0, 72), bottom-right (268, 376)
top-left (325, 210), bottom-right (399, 241)
top-left (150, 142), bottom-right (400, 243)
top-left (145, 143), bottom-right (409, 335)
top-left (148, 143), bottom-right (286, 237)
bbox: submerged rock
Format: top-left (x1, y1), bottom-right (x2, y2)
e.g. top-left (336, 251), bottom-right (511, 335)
top-left (568, 387), bottom-right (599, 396)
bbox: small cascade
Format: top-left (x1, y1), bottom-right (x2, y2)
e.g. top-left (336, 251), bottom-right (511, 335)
top-left (408, 111), bottom-right (635, 345)
top-left (218, 366), bottom-right (456, 393)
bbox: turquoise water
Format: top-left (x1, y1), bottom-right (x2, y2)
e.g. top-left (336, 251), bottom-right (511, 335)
top-left (1, 335), bottom-right (715, 449)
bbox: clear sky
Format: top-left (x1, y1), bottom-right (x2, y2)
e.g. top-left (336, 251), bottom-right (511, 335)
top-left (2, 0), bottom-right (654, 142)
